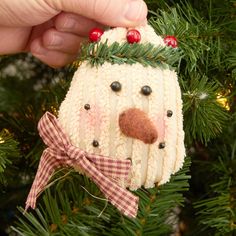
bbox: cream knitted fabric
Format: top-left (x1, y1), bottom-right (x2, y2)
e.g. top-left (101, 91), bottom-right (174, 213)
top-left (58, 25), bottom-right (185, 190)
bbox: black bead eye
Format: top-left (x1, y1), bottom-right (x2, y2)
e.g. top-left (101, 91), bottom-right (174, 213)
top-left (110, 81), bottom-right (122, 92)
top-left (159, 142), bottom-right (165, 149)
top-left (141, 85), bottom-right (152, 96)
top-left (167, 110), bottom-right (173, 117)
top-left (84, 104), bottom-right (91, 110)
top-left (92, 140), bottom-right (99, 147)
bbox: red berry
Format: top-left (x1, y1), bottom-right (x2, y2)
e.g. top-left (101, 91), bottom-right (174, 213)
top-left (164, 36), bottom-right (178, 48)
top-left (126, 29), bottom-right (141, 44)
top-left (89, 28), bottom-right (104, 42)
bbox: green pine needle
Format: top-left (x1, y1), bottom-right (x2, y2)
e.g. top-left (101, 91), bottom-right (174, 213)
top-left (71, 41), bottom-right (182, 69)
top-left (194, 150), bottom-right (236, 234)
top-left (12, 158), bottom-right (190, 236)
top-left (0, 130), bottom-right (20, 184)
top-left (181, 74), bottom-right (229, 144)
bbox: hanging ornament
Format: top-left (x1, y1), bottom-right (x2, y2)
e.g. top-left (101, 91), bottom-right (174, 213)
top-left (26, 25), bottom-right (185, 219)
top-left (164, 35), bottom-right (178, 48)
top-left (89, 28), bottom-right (104, 42)
top-left (126, 29), bottom-right (141, 44)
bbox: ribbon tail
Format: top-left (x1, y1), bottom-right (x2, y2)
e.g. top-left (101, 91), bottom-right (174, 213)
top-left (79, 156), bottom-right (139, 218)
top-left (25, 149), bottom-right (62, 211)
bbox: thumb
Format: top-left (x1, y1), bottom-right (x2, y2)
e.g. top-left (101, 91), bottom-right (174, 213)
top-left (44, 0), bottom-right (147, 27)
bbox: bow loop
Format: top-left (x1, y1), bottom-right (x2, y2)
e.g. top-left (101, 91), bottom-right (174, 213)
top-left (38, 112), bottom-right (70, 152)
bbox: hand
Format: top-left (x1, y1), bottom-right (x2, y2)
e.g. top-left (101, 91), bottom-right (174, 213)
top-left (0, 0), bottom-right (147, 67)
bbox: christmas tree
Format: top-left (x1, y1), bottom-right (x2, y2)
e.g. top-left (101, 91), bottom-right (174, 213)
top-left (0, 0), bottom-right (236, 235)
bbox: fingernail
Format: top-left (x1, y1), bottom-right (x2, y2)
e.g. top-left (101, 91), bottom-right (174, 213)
top-left (63, 18), bottom-right (76, 29)
top-left (50, 35), bottom-right (63, 46)
top-left (125, 1), bottom-right (147, 22)
top-left (33, 44), bottom-right (47, 56)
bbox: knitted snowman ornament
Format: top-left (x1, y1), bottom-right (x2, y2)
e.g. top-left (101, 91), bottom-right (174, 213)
top-left (26, 25), bottom-right (185, 218)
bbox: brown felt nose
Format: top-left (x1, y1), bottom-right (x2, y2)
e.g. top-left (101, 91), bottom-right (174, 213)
top-left (119, 108), bottom-right (158, 144)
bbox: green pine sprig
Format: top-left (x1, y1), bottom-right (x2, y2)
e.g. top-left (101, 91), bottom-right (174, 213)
top-left (194, 142), bottom-right (236, 234)
top-left (12, 158), bottom-right (190, 236)
top-left (72, 41), bottom-right (182, 69)
top-left (0, 130), bottom-right (20, 184)
top-left (181, 74), bottom-right (229, 144)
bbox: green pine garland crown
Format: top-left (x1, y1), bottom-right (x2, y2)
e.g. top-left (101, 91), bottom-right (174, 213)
top-left (73, 40), bottom-right (182, 70)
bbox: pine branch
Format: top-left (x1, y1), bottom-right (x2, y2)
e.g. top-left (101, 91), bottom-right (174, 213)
top-left (71, 41), bottom-right (182, 69)
top-left (0, 129), bottom-right (20, 184)
top-left (12, 171), bottom-right (112, 236)
top-left (186, 113), bottom-right (236, 235)
top-left (227, 49), bottom-right (236, 78)
top-left (181, 74), bottom-right (229, 144)
top-left (12, 159), bottom-right (190, 236)
top-left (105, 158), bottom-right (191, 236)
top-left (194, 150), bottom-right (236, 234)
top-left (149, 1), bottom-right (224, 73)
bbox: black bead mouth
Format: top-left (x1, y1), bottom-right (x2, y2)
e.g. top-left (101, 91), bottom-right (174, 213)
top-left (159, 142), bottom-right (166, 149)
top-left (92, 140), bottom-right (99, 147)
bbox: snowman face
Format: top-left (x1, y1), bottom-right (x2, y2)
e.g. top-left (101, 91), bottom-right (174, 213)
top-left (58, 62), bottom-right (185, 190)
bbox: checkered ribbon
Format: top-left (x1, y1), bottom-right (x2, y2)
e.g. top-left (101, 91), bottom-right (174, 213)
top-left (25, 112), bottom-right (138, 218)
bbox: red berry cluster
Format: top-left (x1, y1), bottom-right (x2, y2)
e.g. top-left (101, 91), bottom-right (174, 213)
top-left (89, 28), bottom-right (178, 49)
top-left (89, 28), bottom-right (142, 44)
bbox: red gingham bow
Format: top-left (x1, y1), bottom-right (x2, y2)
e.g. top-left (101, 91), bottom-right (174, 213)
top-left (25, 112), bottom-right (139, 218)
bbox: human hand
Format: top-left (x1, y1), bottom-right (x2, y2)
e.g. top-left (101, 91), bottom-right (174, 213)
top-left (0, 0), bottom-right (147, 67)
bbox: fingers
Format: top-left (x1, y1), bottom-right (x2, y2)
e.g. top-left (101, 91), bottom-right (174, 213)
top-left (0, 0), bottom-right (59, 27)
top-left (54, 12), bottom-right (103, 36)
top-left (30, 0), bottom-right (149, 67)
top-left (44, 0), bottom-right (148, 27)
top-left (30, 33), bottom-right (80, 67)
top-left (42, 28), bottom-right (85, 54)
top-left (0, 26), bottom-right (31, 54)
top-left (29, 12), bottom-right (105, 67)
top-left (31, 40), bottom-right (78, 68)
